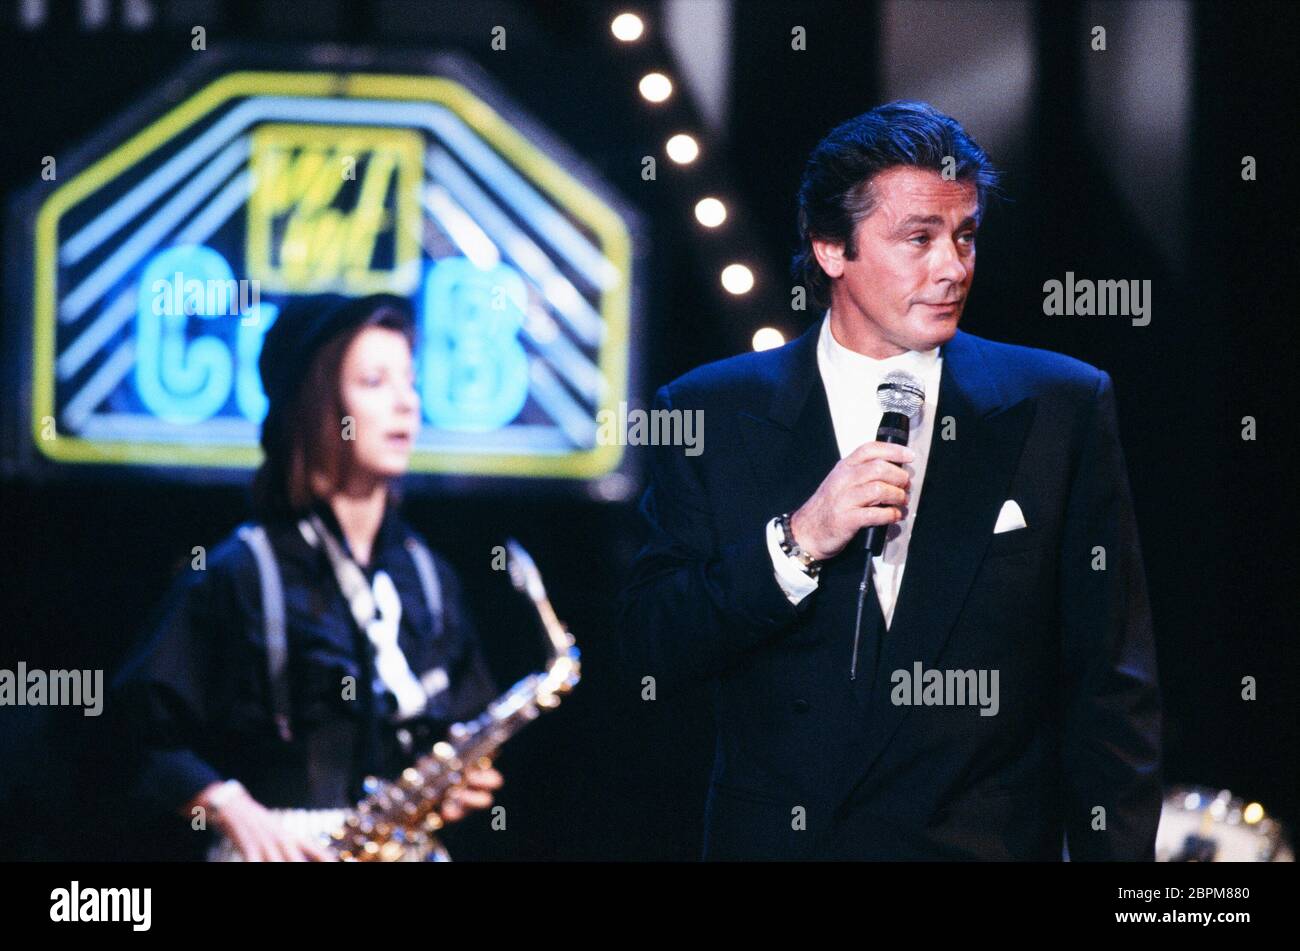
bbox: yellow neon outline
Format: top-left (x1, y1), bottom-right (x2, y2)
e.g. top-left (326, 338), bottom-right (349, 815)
top-left (33, 70), bottom-right (632, 480)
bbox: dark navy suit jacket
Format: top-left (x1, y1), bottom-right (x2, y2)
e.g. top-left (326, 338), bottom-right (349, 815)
top-left (619, 321), bottom-right (1162, 860)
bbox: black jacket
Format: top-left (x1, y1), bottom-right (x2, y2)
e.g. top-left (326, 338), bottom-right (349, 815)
top-left (619, 322), bottom-right (1162, 861)
top-left (113, 500), bottom-right (496, 825)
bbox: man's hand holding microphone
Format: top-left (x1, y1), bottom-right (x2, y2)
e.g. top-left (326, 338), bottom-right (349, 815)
top-left (789, 441), bottom-right (915, 562)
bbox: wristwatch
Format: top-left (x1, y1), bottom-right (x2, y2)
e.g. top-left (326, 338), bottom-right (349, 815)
top-left (776, 513), bottom-right (823, 578)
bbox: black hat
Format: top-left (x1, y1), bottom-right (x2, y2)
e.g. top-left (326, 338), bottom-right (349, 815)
top-left (258, 292), bottom-right (415, 408)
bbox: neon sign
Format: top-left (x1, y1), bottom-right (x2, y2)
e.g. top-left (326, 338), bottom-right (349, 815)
top-left (13, 55), bottom-right (638, 490)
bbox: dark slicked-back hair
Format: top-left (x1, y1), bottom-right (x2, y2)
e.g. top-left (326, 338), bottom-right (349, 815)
top-left (793, 100), bottom-right (1000, 309)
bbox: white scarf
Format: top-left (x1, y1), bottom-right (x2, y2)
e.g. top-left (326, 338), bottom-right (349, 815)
top-left (300, 513), bottom-right (428, 722)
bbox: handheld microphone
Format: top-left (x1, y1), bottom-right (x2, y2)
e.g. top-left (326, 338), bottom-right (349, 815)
top-left (850, 369), bottom-right (925, 681)
top-left (863, 370), bottom-right (925, 556)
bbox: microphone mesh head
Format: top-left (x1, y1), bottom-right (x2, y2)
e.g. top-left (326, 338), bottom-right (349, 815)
top-left (877, 370), bottom-right (925, 418)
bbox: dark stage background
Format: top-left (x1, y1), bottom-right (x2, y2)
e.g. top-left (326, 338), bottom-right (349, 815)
top-left (1, 0), bottom-right (1296, 861)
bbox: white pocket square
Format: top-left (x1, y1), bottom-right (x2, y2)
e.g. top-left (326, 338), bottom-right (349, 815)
top-left (993, 499), bottom-right (1027, 534)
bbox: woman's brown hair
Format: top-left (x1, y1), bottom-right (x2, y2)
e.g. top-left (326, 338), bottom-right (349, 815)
top-left (252, 303), bottom-right (416, 522)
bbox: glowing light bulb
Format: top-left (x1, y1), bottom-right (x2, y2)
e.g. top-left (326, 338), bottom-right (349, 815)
top-left (694, 197), bottom-right (727, 228)
top-left (611, 13), bottom-right (644, 42)
top-left (666, 134), bottom-right (699, 164)
top-left (639, 72), bottom-right (673, 103)
top-left (721, 264), bottom-right (754, 295)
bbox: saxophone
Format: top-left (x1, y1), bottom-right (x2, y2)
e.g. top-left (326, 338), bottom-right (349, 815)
top-left (209, 540), bottom-right (580, 862)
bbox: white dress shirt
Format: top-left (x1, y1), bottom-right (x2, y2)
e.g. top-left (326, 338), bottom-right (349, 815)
top-left (766, 311), bottom-right (944, 628)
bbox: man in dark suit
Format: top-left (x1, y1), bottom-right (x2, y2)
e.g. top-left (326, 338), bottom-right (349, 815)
top-left (619, 101), bottom-right (1162, 861)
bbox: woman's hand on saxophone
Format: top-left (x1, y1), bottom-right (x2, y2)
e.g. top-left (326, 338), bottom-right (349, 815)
top-left (438, 763), bottom-right (504, 823)
top-left (187, 781), bottom-right (335, 862)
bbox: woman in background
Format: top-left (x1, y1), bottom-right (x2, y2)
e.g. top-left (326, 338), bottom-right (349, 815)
top-left (114, 293), bottom-right (502, 861)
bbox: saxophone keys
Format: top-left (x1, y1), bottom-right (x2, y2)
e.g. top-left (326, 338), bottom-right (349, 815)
top-left (432, 741), bottom-right (455, 760)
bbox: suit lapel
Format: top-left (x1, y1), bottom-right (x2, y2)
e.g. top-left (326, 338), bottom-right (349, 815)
top-left (737, 320), bottom-right (840, 516)
top-left (839, 330), bottom-right (1038, 804)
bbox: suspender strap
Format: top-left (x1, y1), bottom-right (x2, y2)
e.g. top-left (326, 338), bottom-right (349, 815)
top-left (237, 524), bottom-right (293, 742)
top-left (404, 536), bottom-right (445, 640)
